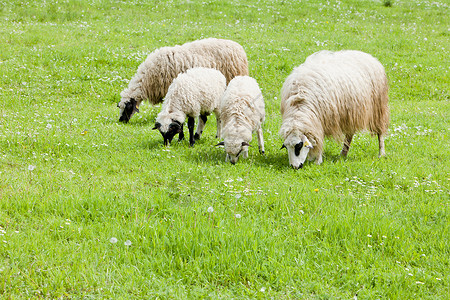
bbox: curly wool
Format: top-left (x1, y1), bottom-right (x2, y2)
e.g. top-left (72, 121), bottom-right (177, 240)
top-left (220, 76), bottom-right (265, 159)
top-left (156, 67), bottom-right (226, 134)
top-left (119, 38), bottom-right (249, 109)
top-left (279, 50), bottom-right (390, 159)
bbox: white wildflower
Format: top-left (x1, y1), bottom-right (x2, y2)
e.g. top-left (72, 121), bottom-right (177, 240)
top-left (207, 207), bottom-right (214, 213)
top-left (109, 237), bottom-right (118, 244)
top-left (124, 240), bottom-right (132, 246)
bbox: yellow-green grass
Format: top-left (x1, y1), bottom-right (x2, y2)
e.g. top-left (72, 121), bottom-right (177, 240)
top-left (1, 0), bottom-right (449, 298)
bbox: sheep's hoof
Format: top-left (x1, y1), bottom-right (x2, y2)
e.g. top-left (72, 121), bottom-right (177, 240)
top-left (260, 150), bottom-right (265, 155)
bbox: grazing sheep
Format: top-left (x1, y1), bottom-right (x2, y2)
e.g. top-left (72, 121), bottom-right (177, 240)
top-left (279, 50), bottom-right (390, 169)
top-left (216, 76), bottom-right (265, 164)
top-left (118, 38), bottom-right (249, 122)
top-left (153, 67), bottom-right (227, 147)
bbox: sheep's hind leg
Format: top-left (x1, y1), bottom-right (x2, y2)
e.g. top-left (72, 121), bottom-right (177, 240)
top-left (340, 134), bottom-right (353, 157)
top-left (178, 124), bottom-right (185, 142)
top-left (378, 133), bottom-right (386, 157)
top-left (188, 117), bottom-right (196, 147)
top-left (257, 127), bottom-right (265, 155)
top-left (194, 114), bottom-right (208, 140)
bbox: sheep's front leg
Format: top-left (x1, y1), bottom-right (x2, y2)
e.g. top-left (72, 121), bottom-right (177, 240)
top-left (178, 124), bottom-right (185, 142)
top-left (315, 153), bottom-right (323, 165)
top-left (194, 114), bottom-right (208, 140)
top-left (340, 134), bottom-right (353, 157)
top-left (257, 127), bottom-right (265, 155)
top-left (188, 116), bottom-right (196, 147)
top-left (215, 113), bottom-right (221, 139)
top-left (378, 133), bottom-right (386, 157)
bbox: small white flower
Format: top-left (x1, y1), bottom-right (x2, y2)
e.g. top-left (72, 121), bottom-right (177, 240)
top-left (46, 123), bottom-right (52, 129)
top-left (416, 281), bottom-right (424, 285)
top-left (408, 273), bottom-right (413, 276)
top-left (299, 210), bottom-right (305, 214)
top-left (28, 165), bottom-right (36, 171)
top-left (236, 177), bottom-right (243, 182)
top-left (382, 235), bottom-right (387, 239)
top-left (367, 244), bottom-right (372, 248)
top-left (109, 237), bottom-right (118, 244)
top-left (235, 194), bottom-right (242, 199)
top-left (260, 287), bottom-right (266, 292)
top-left (124, 240), bottom-right (132, 246)
top-left (235, 214), bottom-right (241, 219)
top-left (367, 234), bottom-right (372, 237)
top-left (207, 206), bottom-right (214, 213)
top-left (436, 278), bottom-right (442, 281)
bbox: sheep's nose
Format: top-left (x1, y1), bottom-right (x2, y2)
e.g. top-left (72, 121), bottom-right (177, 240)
top-left (291, 163), bottom-right (303, 170)
top-left (230, 161), bottom-right (236, 165)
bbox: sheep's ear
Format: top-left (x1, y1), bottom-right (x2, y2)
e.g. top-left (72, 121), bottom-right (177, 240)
top-left (152, 122), bottom-right (161, 130)
top-left (242, 142), bottom-right (251, 147)
top-left (215, 141), bottom-right (225, 147)
top-left (303, 136), bottom-right (313, 149)
top-left (280, 144), bottom-right (286, 150)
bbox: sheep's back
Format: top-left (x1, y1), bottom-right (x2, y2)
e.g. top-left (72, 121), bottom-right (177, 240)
top-left (281, 50), bottom-right (389, 138)
top-left (221, 76), bottom-right (265, 130)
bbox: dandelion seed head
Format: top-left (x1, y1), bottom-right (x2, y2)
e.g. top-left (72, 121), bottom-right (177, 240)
top-left (207, 206), bottom-right (214, 213)
top-left (235, 213), bottom-right (241, 219)
top-left (110, 237), bottom-right (118, 244)
top-left (28, 165), bottom-right (36, 171)
top-left (124, 240), bottom-right (132, 246)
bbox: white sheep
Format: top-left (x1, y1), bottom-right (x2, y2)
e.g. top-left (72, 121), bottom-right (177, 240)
top-left (279, 50), bottom-right (390, 169)
top-left (216, 76), bottom-right (265, 164)
top-left (118, 38), bottom-right (249, 122)
top-left (153, 67), bottom-right (226, 147)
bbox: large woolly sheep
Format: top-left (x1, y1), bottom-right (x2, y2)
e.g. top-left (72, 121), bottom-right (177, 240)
top-left (279, 50), bottom-right (389, 169)
top-left (216, 76), bottom-right (265, 164)
top-left (118, 38), bottom-right (249, 122)
top-left (153, 67), bottom-right (226, 147)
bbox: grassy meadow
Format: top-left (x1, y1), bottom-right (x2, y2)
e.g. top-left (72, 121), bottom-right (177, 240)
top-left (1, 0), bottom-right (449, 298)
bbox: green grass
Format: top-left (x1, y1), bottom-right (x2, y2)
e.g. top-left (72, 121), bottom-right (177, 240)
top-left (1, 0), bottom-right (449, 298)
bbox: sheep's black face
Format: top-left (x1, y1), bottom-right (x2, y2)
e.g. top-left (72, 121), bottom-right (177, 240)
top-left (118, 98), bottom-right (139, 123)
top-left (153, 121), bottom-right (183, 146)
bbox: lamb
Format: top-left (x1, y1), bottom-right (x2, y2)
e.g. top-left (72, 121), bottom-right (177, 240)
top-left (279, 50), bottom-right (390, 169)
top-left (216, 76), bottom-right (265, 164)
top-left (118, 38), bottom-right (249, 122)
top-left (153, 67), bottom-right (227, 147)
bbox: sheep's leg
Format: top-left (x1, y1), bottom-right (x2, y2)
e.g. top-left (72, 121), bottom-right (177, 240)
top-left (194, 114), bottom-right (208, 140)
top-left (378, 133), bottom-right (386, 157)
top-left (215, 115), bottom-right (221, 139)
top-left (257, 127), bottom-right (265, 155)
top-left (340, 134), bottom-right (353, 157)
top-left (188, 116), bottom-right (195, 147)
top-left (178, 124), bottom-right (185, 142)
top-left (315, 153), bottom-right (323, 165)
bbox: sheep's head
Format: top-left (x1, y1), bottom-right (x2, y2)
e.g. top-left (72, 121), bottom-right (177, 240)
top-left (153, 120), bottom-right (183, 146)
top-left (281, 134), bottom-right (313, 170)
top-left (118, 98), bottom-right (139, 123)
top-left (216, 140), bottom-right (251, 165)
